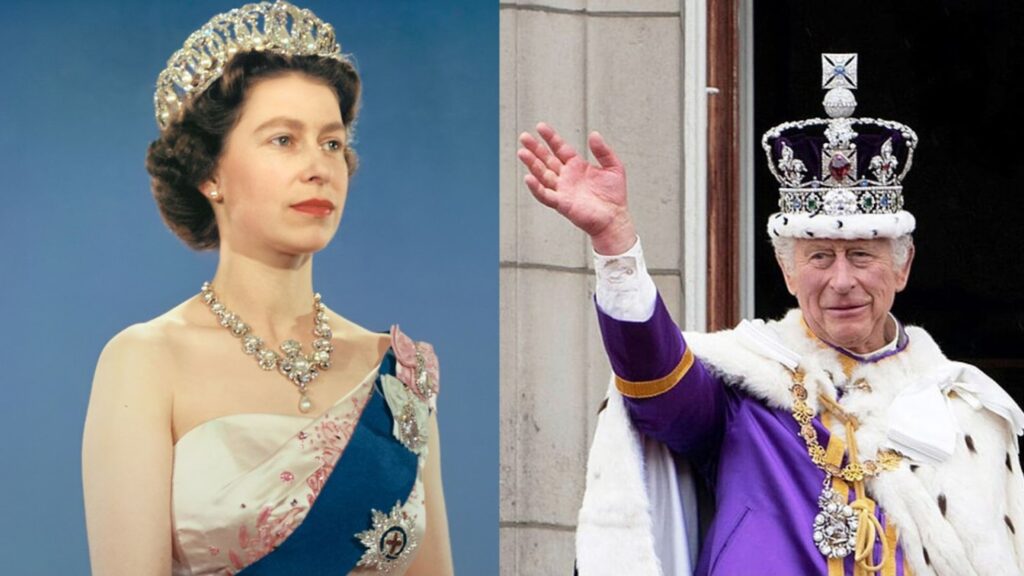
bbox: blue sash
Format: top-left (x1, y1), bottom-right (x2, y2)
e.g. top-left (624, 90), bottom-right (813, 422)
top-left (239, 352), bottom-right (419, 575)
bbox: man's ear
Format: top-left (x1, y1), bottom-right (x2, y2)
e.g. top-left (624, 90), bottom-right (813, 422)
top-left (776, 254), bottom-right (798, 296)
top-left (895, 243), bottom-right (915, 292)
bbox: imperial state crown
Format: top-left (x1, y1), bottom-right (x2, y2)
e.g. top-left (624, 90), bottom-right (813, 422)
top-left (762, 53), bottom-right (918, 240)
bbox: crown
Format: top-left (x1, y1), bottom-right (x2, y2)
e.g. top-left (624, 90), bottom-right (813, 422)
top-left (154, 0), bottom-right (345, 130)
top-left (762, 54), bottom-right (919, 239)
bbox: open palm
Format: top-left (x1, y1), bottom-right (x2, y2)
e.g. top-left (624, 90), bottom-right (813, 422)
top-left (517, 123), bottom-right (635, 254)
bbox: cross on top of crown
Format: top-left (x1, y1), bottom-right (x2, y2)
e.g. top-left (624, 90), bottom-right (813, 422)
top-left (822, 53), bottom-right (858, 90)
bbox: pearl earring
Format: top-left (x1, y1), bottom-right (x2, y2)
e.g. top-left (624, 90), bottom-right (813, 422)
top-left (210, 190), bottom-right (220, 200)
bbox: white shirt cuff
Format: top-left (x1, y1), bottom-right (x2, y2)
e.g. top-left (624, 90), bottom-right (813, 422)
top-left (593, 236), bottom-right (658, 322)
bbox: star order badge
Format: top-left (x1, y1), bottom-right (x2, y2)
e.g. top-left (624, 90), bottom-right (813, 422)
top-left (356, 501), bottom-right (419, 572)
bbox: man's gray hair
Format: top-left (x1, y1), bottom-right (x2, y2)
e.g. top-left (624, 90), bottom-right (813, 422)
top-left (772, 234), bottom-right (914, 273)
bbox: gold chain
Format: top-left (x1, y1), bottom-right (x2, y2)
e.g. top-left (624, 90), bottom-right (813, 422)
top-left (789, 369), bottom-right (901, 482)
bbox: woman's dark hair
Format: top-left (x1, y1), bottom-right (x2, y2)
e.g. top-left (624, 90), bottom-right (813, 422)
top-left (146, 51), bottom-right (361, 250)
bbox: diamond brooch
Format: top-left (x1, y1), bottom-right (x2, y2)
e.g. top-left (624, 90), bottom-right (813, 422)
top-left (813, 480), bottom-right (859, 559)
top-left (355, 501), bottom-right (419, 572)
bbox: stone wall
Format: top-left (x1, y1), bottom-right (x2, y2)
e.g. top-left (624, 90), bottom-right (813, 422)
top-left (499, 1), bottom-right (688, 572)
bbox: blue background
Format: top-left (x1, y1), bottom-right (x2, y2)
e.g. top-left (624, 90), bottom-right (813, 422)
top-left (0, 1), bottom-right (497, 573)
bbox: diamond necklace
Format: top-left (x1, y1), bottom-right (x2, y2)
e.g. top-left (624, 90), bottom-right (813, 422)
top-left (200, 281), bottom-right (334, 413)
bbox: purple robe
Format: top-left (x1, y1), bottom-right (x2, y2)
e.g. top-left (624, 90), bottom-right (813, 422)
top-left (596, 294), bottom-right (910, 576)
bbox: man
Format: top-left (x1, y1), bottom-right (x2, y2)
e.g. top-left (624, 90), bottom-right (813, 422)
top-left (517, 54), bottom-right (1024, 575)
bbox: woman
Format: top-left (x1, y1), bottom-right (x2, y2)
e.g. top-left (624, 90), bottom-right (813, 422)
top-left (81, 2), bottom-right (454, 574)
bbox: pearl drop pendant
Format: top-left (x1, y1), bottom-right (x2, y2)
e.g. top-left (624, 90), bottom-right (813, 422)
top-left (299, 394), bottom-right (313, 413)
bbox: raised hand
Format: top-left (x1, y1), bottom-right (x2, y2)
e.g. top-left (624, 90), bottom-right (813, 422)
top-left (517, 122), bottom-right (637, 255)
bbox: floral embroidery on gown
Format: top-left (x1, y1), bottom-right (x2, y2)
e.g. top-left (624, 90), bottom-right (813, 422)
top-left (170, 325), bottom-right (439, 576)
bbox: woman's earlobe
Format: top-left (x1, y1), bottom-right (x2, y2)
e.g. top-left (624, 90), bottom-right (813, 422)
top-left (199, 179), bottom-right (222, 202)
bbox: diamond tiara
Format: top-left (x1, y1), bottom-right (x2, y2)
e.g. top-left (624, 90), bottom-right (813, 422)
top-left (154, 0), bottom-right (345, 130)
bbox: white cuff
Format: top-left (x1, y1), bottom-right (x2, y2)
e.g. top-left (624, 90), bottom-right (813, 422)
top-left (593, 236), bottom-right (658, 322)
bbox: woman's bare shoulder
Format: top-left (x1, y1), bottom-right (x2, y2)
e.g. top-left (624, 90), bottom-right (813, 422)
top-left (92, 297), bottom-right (204, 391)
top-left (325, 310), bottom-right (392, 356)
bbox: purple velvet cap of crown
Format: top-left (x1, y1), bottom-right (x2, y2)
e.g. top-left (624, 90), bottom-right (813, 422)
top-left (768, 122), bottom-right (913, 187)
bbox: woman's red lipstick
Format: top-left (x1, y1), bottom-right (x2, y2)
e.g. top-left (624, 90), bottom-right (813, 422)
top-left (291, 198), bottom-right (334, 217)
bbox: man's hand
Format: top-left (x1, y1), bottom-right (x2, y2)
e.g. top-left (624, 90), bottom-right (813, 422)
top-left (517, 122), bottom-right (637, 255)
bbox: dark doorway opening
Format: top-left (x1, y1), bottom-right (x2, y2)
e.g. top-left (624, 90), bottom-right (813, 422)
top-left (753, 2), bottom-right (1024, 402)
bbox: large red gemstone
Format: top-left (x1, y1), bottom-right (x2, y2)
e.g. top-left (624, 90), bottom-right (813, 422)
top-left (829, 154), bottom-right (851, 182)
